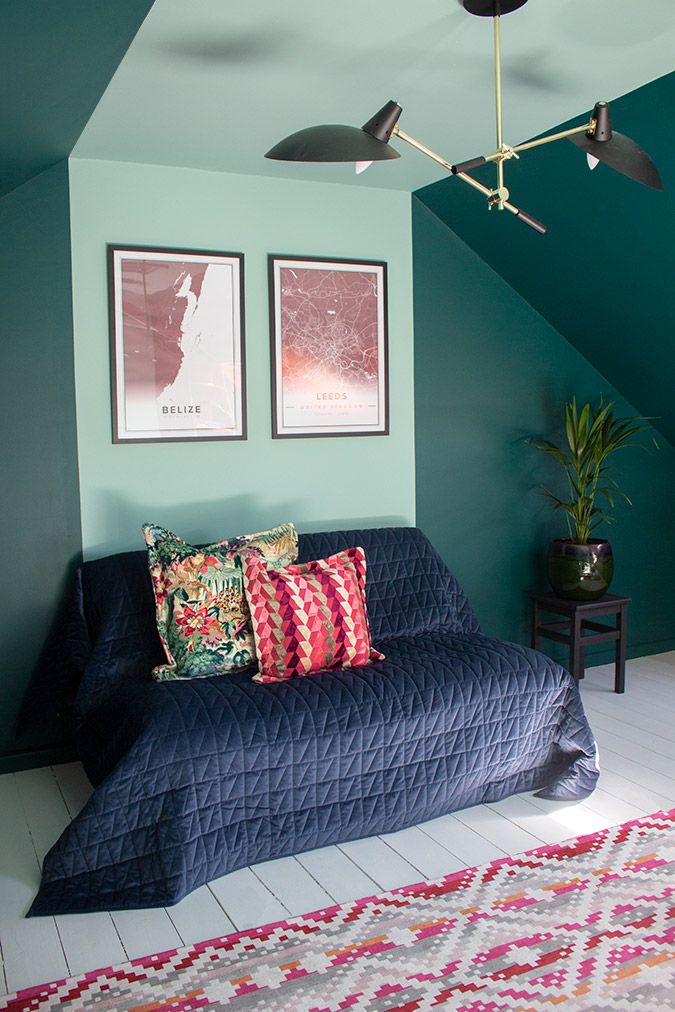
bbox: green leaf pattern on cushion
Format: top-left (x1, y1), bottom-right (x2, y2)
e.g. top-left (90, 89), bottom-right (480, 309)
top-left (142, 522), bottom-right (298, 681)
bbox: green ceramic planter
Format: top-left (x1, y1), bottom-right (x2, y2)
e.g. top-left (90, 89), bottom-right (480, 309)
top-left (548, 538), bottom-right (614, 601)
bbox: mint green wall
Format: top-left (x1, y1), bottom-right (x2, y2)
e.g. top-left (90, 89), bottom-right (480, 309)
top-left (69, 159), bottom-right (415, 558)
top-left (416, 72), bottom-right (675, 447)
top-left (0, 162), bottom-right (82, 772)
top-left (413, 198), bottom-right (675, 657)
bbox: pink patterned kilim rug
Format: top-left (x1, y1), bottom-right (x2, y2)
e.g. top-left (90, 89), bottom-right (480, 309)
top-left (2, 809), bottom-right (674, 1012)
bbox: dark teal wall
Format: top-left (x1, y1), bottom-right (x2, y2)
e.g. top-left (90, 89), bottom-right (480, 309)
top-left (0, 161), bottom-right (82, 773)
top-left (413, 197), bottom-right (675, 657)
top-left (416, 71), bottom-right (675, 447)
top-left (0, 1), bottom-right (155, 197)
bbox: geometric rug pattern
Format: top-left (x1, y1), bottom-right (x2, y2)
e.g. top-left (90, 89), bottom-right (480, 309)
top-left (2, 809), bottom-right (674, 1011)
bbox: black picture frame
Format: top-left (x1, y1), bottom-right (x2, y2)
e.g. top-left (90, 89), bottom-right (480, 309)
top-left (108, 244), bottom-right (246, 443)
top-left (268, 254), bottom-right (389, 439)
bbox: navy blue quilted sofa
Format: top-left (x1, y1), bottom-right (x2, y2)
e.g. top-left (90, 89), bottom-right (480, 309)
top-left (30, 526), bottom-right (598, 916)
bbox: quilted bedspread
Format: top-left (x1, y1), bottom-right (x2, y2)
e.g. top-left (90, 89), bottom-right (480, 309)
top-left (29, 527), bottom-right (598, 916)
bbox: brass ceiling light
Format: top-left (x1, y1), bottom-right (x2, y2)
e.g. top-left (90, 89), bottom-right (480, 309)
top-left (266, 0), bottom-right (663, 235)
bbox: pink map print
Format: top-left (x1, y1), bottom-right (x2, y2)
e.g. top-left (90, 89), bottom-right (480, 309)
top-left (121, 259), bottom-right (208, 398)
top-left (280, 267), bottom-right (379, 389)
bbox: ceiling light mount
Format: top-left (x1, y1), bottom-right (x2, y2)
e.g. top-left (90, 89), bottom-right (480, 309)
top-left (266, 0), bottom-right (663, 234)
top-left (462, 0), bottom-right (529, 17)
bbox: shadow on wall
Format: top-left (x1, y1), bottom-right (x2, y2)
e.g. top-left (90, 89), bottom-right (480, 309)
top-left (85, 491), bottom-right (305, 559)
top-left (297, 516), bottom-right (413, 534)
top-left (84, 488), bottom-right (414, 560)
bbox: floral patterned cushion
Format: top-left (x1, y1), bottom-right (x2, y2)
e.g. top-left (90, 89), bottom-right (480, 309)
top-left (142, 522), bottom-right (298, 680)
top-left (242, 547), bottom-right (384, 684)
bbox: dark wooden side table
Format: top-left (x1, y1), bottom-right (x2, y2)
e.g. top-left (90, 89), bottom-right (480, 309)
top-left (529, 591), bottom-right (631, 693)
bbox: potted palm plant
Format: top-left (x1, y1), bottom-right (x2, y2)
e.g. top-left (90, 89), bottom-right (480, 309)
top-left (528, 397), bottom-right (654, 600)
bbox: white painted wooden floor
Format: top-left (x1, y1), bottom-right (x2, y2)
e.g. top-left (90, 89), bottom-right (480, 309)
top-left (1, 651), bottom-right (674, 997)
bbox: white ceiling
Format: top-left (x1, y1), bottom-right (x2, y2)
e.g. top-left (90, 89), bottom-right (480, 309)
top-left (73, 0), bottom-right (675, 191)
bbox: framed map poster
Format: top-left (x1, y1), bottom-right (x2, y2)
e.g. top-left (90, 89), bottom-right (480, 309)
top-left (108, 245), bottom-right (246, 443)
top-left (269, 255), bottom-right (389, 438)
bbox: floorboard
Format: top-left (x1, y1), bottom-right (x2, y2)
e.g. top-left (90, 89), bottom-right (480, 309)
top-left (52, 762), bottom-right (94, 818)
top-left (380, 825), bottom-right (467, 879)
top-left (209, 868), bottom-right (290, 930)
top-left (419, 812), bottom-right (507, 867)
top-left (338, 835), bottom-right (425, 891)
top-left (14, 768), bottom-right (71, 866)
top-left (1, 921), bottom-right (67, 997)
top-left (584, 673), bottom-right (675, 717)
top-left (487, 796), bottom-right (568, 846)
top-left (251, 856), bottom-right (335, 914)
top-left (14, 768), bottom-right (136, 973)
top-left (584, 704), bottom-right (675, 754)
top-left (0, 776), bottom-right (45, 917)
top-left (110, 908), bottom-right (182, 961)
top-left (595, 768), bottom-right (674, 815)
top-left (165, 885), bottom-right (235, 945)
top-left (2, 650), bottom-right (674, 996)
top-left (0, 776), bottom-right (68, 993)
top-left (599, 747), bottom-right (675, 802)
top-left (555, 786), bottom-right (644, 824)
top-left (594, 727), bottom-right (675, 776)
top-left (582, 707), bottom-right (674, 753)
top-left (521, 792), bottom-right (615, 836)
top-left (584, 681), bottom-right (670, 713)
top-left (453, 802), bottom-right (543, 852)
top-left (295, 845), bottom-right (380, 904)
top-left (54, 913), bottom-right (126, 976)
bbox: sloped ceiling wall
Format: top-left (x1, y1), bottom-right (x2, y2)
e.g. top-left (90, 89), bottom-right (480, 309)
top-left (415, 71), bottom-right (675, 446)
top-left (0, 0), bottom-right (154, 196)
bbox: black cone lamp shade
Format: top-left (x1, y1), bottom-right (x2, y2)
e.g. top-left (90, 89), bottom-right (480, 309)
top-left (569, 101), bottom-right (663, 191)
top-left (266, 100), bottom-right (402, 163)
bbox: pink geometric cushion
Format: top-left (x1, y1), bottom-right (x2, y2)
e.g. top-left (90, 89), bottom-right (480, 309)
top-left (242, 547), bottom-right (385, 683)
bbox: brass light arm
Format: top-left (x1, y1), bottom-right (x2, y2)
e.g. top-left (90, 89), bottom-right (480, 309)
top-left (474, 121), bottom-right (595, 166)
top-left (456, 177), bottom-right (541, 233)
top-left (393, 119), bottom-right (595, 179)
top-left (392, 125), bottom-right (455, 173)
top-left (440, 164), bottom-right (537, 227)
top-left (456, 171), bottom-right (493, 198)
top-left (484, 149), bottom-right (511, 164)
top-left (392, 124), bottom-right (546, 232)
top-left (393, 125), bottom-right (495, 197)
top-left (510, 120), bottom-right (596, 155)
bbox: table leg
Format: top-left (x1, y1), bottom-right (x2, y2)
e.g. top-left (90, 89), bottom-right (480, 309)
top-left (615, 604), bottom-right (627, 694)
top-left (571, 612), bottom-right (584, 684)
